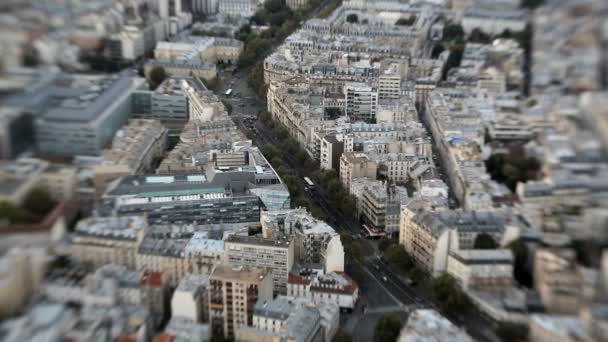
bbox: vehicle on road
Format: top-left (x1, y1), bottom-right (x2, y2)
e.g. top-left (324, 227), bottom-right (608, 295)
top-left (382, 276), bottom-right (388, 282)
top-left (374, 264), bottom-right (380, 270)
top-left (225, 89), bottom-right (233, 96)
top-left (303, 177), bottom-right (315, 189)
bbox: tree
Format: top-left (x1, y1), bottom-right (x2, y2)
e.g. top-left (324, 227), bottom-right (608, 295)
top-left (339, 194), bottom-right (357, 218)
top-left (395, 15), bottom-right (416, 26)
top-left (496, 322), bottom-right (528, 342)
top-left (431, 43), bottom-right (445, 59)
top-left (468, 28), bottom-right (492, 44)
top-left (248, 225), bottom-right (263, 235)
top-left (22, 187), bottom-right (56, 219)
top-left (520, 0), bottom-right (544, 9)
top-left (373, 314), bottom-right (401, 342)
top-left (262, 144), bottom-right (281, 160)
top-left (385, 244), bottom-right (414, 271)
top-left (508, 239), bottom-right (533, 287)
top-left (0, 201), bottom-right (33, 224)
top-left (378, 236), bottom-right (395, 252)
top-left (443, 23), bottom-right (464, 41)
top-left (408, 266), bottom-right (426, 284)
top-left (442, 40), bottom-right (465, 80)
top-left (222, 101), bottom-right (233, 114)
top-left (474, 233), bottom-right (498, 249)
top-left (431, 274), bottom-right (470, 313)
top-left (324, 107), bottom-right (342, 120)
top-left (23, 50), bottom-right (40, 67)
top-left (346, 14), bottom-right (358, 23)
top-left (341, 233), bottom-right (362, 263)
top-left (149, 66), bottom-right (166, 89)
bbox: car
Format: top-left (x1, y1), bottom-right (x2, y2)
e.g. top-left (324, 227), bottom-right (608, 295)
top-left (374, 264), bottom-right (380, 270)
top-left (382, 276), bottom-right (388, 282)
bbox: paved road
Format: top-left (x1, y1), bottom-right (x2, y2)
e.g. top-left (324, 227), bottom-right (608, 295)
top-left (210, 7), bottom-right (500, 342)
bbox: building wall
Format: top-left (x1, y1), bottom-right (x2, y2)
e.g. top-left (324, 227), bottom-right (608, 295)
top-left (209, 269), bottom-right (273, 339)
top-left (136, 253), bottom-right (187, 288)
top-left (324, 235), bottom-right (345, 273)
top-left (171, 291), bottom-right (202, 322)
top-left (447, 254), bottom-right (513, 290)
top-left (70, 238), bottom-right (139, 270)
top-left (224, 240), bottom-right (294, 295)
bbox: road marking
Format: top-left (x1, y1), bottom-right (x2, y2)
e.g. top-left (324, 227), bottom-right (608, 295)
top-left (362, 265), bottom-right (403, 307)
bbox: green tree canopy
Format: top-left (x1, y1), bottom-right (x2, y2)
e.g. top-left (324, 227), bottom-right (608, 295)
top-left (431, 43), bottom-right (445, 59)
top-left (385, 244), bottom-right (414, 271)
top-left (149, 66), bottom-right (166, 89)
top-left (432, 274), bottom-right (470, 313)
top-left (395, 15), bottom-right (416, 26)
top-left (0, 201), bottom-right (34, 225)
top-left (496, 322), bottom-right (528, 342)
top-left (373, 314), bottom-right (401, 342)
top-left (442, 40), bottom-right (465, 80)
top-left (468, 28), bottom-right (492, 44)
top-left (346, 14), bottom-right (358, 23)
top-left (474, 233), bottom-right (498, 249)
top-left (508, 239), bottom-right (533, 287)
top-left (325, 107), bottom-right (342, 120)
top-left (443, 23), bottom-right (465, 41)
top-left (23, 187), bottom-right (56, 219)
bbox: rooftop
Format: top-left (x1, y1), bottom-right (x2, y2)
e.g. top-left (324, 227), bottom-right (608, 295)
top-left (184, 232), bottom-right (225, 255)
top-left (398, 309), bottom-right (473, 342)
top-left (225, 234), bottom-right (292, 248)
top-left (449, 249), bottom-right (513, 265)
top-left (210, 264), bottom-right (271, 283)
top-left (73, 215), bottom-right (147, 241)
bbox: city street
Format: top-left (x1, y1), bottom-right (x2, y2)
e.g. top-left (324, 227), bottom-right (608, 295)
top-left (212, 12), bottom-right (499, 342)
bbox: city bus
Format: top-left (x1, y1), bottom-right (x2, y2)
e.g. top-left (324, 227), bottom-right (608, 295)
top-left (303, 177), bottom-right (315, 189)
top-left (225, 88), bottom-right (233, 96)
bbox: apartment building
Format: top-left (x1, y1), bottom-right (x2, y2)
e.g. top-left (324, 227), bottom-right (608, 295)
top-left (340, 152), bottom-right (378, 191)
top-left (398, 309), bottom-right (473, 341)
top-left (357, 180), bottom-right (408, 234)
top-left (93, 119), bottom-right (167, 197)
top-left (224, 235), bottom-right (294, 295)
top-left (218, 0), bottom-right (260, 17)
top-left (344, 83), bottom-right (378, 120)
top-left (378, 61), bottom-right (404, 100)
top-left (208, 265), bottom-right (273, 339)
top-left (320, 133), bottom-right (352, 171)
top-left (184, 232), bottom-right (224, 276)
top-left (152, 36), bottom-right (243, 65)
top-left (376, 97), bottom-right (417, 123)
top-left (70, 216), bottom-right (147, 270)
top-left (171, 274), bottom-right (210, 323)
top-left (136, 236), bottom-right (189, 287)
top-left (0, 158), bottom-right (77, 205)
top-left (534, 248), bottom-right (585, 315)
top-left (261, 208), bottom-right (345, 273)
top-left (288, 269), bottom-right (359, 310)
top-left (447, 249), bottom-right (513, 290)
top-left (157, 317), bottom-right (211, 341)
top-left (399, 210), bottom-right (507, 275)
top-left (236, 296), bottom-right (325, 342)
